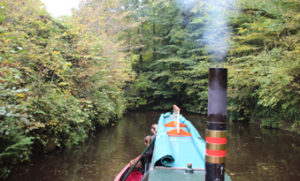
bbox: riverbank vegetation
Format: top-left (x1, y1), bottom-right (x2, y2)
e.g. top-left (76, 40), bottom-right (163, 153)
top-left (1, 0), bottom-right (299, 178)
top-left (228, 0), bottom-right (300, 129)
top-left (0, 0), bottom-right (131, 177)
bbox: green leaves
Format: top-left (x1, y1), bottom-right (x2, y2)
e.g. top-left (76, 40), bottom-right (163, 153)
top-left (228, 0), bottom-right (300, 129)
top-left (0, 0), bottom-right (130, 178)
top-left (126, 0), bottom-right (300, 131)
top-left (0, 2), bottom-right (6, 23)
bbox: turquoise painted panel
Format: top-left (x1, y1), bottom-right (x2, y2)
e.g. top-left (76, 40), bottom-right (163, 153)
top-left (168, 136), bottom-right (205, 168)
top-left (180, 115), bottom-right (206, 163)
top-left (152, 113), bottom-right (206, 168)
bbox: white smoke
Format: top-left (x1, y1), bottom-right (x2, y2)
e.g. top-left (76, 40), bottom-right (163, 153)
top-left (174, 0), bottom-right (235, 62)
top-left (202, 0), bottom-right (234, 62)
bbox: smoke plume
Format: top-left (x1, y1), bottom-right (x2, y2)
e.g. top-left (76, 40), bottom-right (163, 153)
top-left (202, 0), bottom-right (233, 62)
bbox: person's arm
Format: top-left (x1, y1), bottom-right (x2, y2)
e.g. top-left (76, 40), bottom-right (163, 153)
top-left (129, 157), bottom-right (143, 170)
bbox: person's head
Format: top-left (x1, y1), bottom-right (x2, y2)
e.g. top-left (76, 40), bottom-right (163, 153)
top-left (151, 124), bottom-right (158, 135)
top-left (144, 136), bottom-right (152, 146)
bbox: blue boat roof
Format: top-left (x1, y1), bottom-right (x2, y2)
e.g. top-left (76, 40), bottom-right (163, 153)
top-left (152, 112), bottom-right (206, 169)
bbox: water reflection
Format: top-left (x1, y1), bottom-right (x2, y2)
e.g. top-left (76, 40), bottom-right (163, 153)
top-left (6, 111), bottom-right (300, 181)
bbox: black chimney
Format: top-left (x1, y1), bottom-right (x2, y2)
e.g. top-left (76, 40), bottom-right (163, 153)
top-left (205, 68), bottom-right (228, 181)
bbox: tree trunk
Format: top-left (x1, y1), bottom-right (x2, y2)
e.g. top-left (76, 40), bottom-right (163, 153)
top-left (152, 0), bottom-right (157, 61)
top-left (153, 23), bottom-right (156, 61)
top-left (137, 26), bottom-right (143, 73)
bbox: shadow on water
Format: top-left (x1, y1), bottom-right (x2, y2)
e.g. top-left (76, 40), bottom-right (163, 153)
top-left (6, 111), bottom-right (300, 181)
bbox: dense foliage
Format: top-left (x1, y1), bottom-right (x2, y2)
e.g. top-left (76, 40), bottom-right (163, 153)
top-left (1, 0), bottom-right (300, 178)
top-left (0, 0), bottom-right (130, 177)
top-left (126, 0), bottom-right (210, 113)
top-left (228, 0), bottom-right (300, 129)
top-left (125, 0), bottom-right (300, 131)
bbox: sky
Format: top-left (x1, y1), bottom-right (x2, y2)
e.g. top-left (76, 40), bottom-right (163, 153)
top-left (41, 0), bottom-right (81, 17)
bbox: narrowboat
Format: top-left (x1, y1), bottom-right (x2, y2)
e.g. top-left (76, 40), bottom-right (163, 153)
top-left (114, 105), bottom-right (231, 181)
top-left (115, 68), bottom-right (230, 181)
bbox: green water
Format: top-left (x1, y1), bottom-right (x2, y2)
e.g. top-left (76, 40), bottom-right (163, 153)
top-left (6, 111), bottom-right (300, 181)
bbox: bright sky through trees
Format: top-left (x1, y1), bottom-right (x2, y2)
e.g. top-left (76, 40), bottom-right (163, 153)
top-left (41, 0), bottom-right (80, 17)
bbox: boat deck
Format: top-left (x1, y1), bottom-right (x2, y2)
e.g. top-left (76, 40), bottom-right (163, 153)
top-left (144, 167), bottom-right (231, 181)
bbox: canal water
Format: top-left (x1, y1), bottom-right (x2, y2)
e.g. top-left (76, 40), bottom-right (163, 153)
top-left (6, 111), bottom-right (300, 181)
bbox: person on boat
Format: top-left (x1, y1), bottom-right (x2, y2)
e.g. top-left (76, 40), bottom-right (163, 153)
top-left (151, 124), bottom-right (157, 138)
top-left (128, 124), bottom-right (157, 174)
top-left (129, 158), bottom-right (143, 171)
top-left (129, 136), bottom-right (152, 170)
top-left (141, 135), bottom-right (154, 173)
top-left (120, 125), bottom-right (158, 181)
top-left (144, 135), bottom-right (152, 147)
top-left (126, 158), bottom-right (143, 181)
top-left (147, 124), bottom-right (157, 162)
top-left (142, 124), bottom-right (157, 170)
